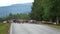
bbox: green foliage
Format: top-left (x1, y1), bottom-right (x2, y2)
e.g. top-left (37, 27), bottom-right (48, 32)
top-left (5, 13), bottom-right (13, 20)
top-left (30, 0), bottom-right (60, 24)
top-left (5, 13), bottom-right (30, 20)
top-left (0, 18), bottom-right (5, 22)
top-left (30, 0), bottom-right (44, 21)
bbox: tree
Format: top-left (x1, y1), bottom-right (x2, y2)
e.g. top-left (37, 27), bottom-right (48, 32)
top-left (49, 0), bottom-right (60, 24)
top-left (5, 13), bottom-right (13, 20)
top-left (0, 18), bottom-right (4, 22)
top-left (30, 0), bottom-right (44, 21)
top-left (30, 0), bottom-right (60, 24)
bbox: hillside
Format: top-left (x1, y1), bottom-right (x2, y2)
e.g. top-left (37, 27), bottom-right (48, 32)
top-left (0, 3), bottom-right (32, 17)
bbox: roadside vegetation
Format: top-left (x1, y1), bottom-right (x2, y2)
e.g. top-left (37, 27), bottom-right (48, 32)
top-left (0, 13), bottom-right (30, 21)
top-left (30, 0), bottom-right (60, 25)
top-left (29, 0), bottom-right (60, 29)
top-left (49, 25), bottom-right (60, 29)
top-left (0, 23), bottom-right (10, 34)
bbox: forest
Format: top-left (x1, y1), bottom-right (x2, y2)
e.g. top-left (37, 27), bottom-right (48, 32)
top-left (30, 0), bottom-right (60, 24)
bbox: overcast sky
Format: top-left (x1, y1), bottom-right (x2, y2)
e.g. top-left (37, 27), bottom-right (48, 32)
top-left (0, 0), bottom-right (34, 6)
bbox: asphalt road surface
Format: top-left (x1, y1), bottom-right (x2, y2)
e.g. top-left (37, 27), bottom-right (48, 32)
top-left (10, 23), bottom-right (60, 34)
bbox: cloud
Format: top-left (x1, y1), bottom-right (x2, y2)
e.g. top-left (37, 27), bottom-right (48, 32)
top-left (0, 0), bottom-right (34, 6)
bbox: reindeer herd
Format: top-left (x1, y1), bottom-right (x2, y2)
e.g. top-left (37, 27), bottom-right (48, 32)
top-left (13, 19), bottom-right (37, 24)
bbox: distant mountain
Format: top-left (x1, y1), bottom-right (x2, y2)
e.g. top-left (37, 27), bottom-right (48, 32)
top-left (0, 3), bottom-right (32, 17)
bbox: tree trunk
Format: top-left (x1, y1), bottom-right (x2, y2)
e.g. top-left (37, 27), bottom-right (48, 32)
top-left (49, 19), bottom-right (53, 24)
top-left (56, 16), bottom-right (59, 24)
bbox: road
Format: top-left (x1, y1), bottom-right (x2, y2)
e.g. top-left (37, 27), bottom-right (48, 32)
top-left (10, 23), bottom-right (60, 34)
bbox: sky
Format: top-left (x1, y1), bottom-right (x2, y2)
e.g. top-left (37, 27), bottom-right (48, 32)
top-left (0, 0), bottom-right (34, 6)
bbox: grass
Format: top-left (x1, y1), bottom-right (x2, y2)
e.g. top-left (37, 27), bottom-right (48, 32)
top-left (49, 24), bottom-right (60, 29)
top-left (0, 23), bottom-right (10, 34)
